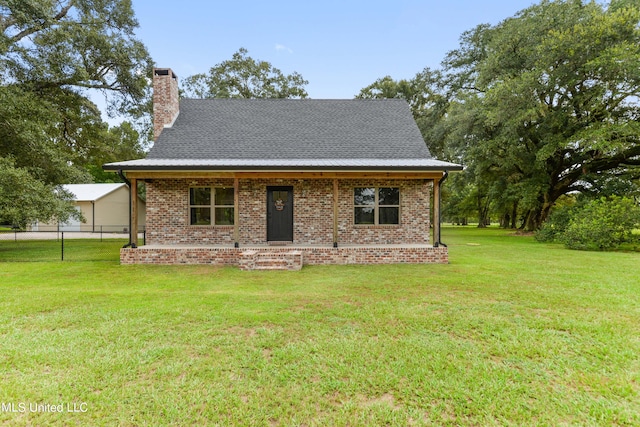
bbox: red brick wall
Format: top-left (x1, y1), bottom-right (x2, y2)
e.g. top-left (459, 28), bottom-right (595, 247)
top-left (145, 178), bottom-right (432, 246)
top-left (153, 68), bottom-right (179, 140)
top-left (145, 178), bottom-right (235, 245)
top-left (338, 179), bottom-right (431, 245)
top-left (238, 179), bottom-right (334, 245)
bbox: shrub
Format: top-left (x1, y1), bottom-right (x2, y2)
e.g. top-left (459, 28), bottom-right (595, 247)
top-left (534, 205), bottom-right (575, 243)
top-left (560, 196), bottom-right (640, 250)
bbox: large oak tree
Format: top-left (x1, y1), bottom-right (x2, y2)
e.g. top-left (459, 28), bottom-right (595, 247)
top-left (358, 0), bottom-right (640, 229)
top-left (0, 0), bottom-right (152, 225)
top-left (442, 0), bottom-right (640, 229)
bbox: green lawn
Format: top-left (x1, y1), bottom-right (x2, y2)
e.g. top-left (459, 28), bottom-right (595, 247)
top-left (1, 227), bottom-right (638, 426)
top-left (0, 237), bottom-right (129, 262)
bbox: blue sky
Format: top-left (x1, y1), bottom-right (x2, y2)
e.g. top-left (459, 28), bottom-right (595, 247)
top-left (132, 0), bottom-right (537, 99)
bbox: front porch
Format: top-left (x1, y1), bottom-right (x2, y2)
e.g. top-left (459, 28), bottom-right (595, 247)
top-left (120, 244), bottom-right (449, 270)
top-left (119, 173), bottom-right (453, 268)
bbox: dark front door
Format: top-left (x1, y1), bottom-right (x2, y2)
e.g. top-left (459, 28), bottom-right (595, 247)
top-left (267, 186), bottom-right (293, 242)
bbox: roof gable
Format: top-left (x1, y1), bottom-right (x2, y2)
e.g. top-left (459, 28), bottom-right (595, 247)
top-left (149, 99), bottom-right (432, 160)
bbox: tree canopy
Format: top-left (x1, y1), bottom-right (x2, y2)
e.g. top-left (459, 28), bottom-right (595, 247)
top-left (359, 0), bottom-right (640, 230)
top-left (1, 0), bottom-right (151, 114)
top-left (0, 0), bottom-right (152, 226)
top-left (443, 0), bottom-right (640, 229)
top-left (182, 48), bottom-right (309, 99)
top-left (0, 157), bottom-right (79, 228)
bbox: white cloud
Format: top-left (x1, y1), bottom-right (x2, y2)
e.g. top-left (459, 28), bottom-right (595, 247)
top-left (275, 44), bottom-right (293, 54)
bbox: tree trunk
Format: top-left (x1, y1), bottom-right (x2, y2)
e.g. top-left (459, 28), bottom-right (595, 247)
top-left (522, 193), bottom-right (556, 231)
top-left (523, 207), bottom-right (549, 231)
top-left (477, 198), bottom-right (487, 228)
top-left (455, 217), bottom-right (468, 226)
top-left (523, 210), bottom-right (537, 231)
top-left (500, 213), bottom-right (510, 228)
top-left (510, 201), bottom-right (518, 229)
top-left (539, 202), bottom-right (553, 227)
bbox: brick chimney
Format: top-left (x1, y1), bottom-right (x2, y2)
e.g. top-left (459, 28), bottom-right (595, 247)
top-left (153, 68), bottom-right (179, 140)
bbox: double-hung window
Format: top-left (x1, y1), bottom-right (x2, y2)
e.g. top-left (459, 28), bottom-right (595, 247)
top-left (189, 187), bottom-right (234, 225)
top-left (354, 187), bottom-right (400, 225)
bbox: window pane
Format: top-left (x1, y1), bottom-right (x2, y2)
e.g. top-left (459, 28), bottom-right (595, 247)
top-left (215, 187), bottom-right (234, 206)
top-left (379, 187), bottom-right (399, 206)
top-left (273, 191), bottom-right (288, 203)
top-left (191, 207), bottom-right (211, 225)
top-left (190, 188), bottom-right (211, 205)
top-left (214, 207), bottom-right (234, 225)
top-left (354, 187), bottom-right (375, 205)
top-left (379, 207), bottom-right (399, 225)
top-left (354, 207), bottom-right (374, 224)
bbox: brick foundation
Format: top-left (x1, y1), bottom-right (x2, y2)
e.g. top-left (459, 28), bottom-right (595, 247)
top-left (120, 245), bottom-right (449, 267)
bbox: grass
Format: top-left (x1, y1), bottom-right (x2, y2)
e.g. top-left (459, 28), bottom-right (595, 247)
top-left (0, 227), bottom-right (638, 426)
top-left (0, 237), bottom-right (129, 262)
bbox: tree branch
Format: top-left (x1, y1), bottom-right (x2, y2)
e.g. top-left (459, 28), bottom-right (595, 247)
top-left (459, 85), bottom-right (486, 94)
top-left (8, 0), bottom-right (75, 43)
top-left (53, 1), bottom-right (75, 21)
top-left (32, 78), bottom-right (121, 93)
top-left (555, 144), bottom-right (640, 193)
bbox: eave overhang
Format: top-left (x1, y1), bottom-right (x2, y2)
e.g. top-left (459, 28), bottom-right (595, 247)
top-left (103, 158), bottom-right (464, 173)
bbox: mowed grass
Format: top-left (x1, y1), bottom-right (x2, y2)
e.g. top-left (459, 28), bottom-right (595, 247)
top-left (0, 234), bottom-right (130, 262)
top-left (0, 228), bottom-right (638, 426)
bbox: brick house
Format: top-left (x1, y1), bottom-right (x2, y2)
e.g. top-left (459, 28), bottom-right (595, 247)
top-left (103, 68), bottom-right (461, 269)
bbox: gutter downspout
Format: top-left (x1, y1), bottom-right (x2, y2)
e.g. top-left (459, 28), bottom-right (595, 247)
top-left (434, 170), bottom-right (449, 248)
top-left (117, 169), bottom-right (137, 248)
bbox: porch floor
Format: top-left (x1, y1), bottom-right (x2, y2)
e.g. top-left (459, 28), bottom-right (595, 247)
top-left (139, 243), bottom-right (439, 249)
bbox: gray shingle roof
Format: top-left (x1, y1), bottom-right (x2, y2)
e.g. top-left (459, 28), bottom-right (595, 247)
top-left (105, 99), bottom-right (462, 171)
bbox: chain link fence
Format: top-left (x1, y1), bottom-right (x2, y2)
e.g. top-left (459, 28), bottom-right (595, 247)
top-left (0, 226), bottom-right (145, 262)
